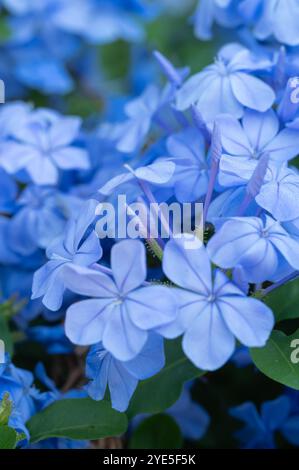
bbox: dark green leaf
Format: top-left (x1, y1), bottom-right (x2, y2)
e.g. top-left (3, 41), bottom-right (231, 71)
top-left (251, 329), bottom-right (299, 389)
top-left (0, 311), bottom-right (13, 356)
top-left (129, 414), bottom-right (183, 449)
top-left (27, 398), bottom-right (128, 443)
top-left (264, 278), bottom-right (299, 322)
top-left (127, 338), bottom-right (205, 418)
top-left (0, 425), bottom-right (18, 449)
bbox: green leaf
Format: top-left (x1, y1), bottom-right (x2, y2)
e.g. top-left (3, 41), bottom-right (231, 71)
top-left (264, 278), bottom-right (299, 322)
top-left (27, 398), bottom-right (128, 443)
top-left (127, 338), bottom-right (205, 418)
top-left (0, 17), bottom-right (11, 41)
top-left (0, 426), bottom-right (18, 449)
top-left (0, 311), bottom-right (13, 356)
top-left (251, 329), bottom-right (299, 389)
top-left (0, 393), bottom-right (13, 425)
top-left (129, 414), bottom-right (183, 449)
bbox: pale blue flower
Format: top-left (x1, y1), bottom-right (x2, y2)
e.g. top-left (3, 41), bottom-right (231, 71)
top-left (85, 333), bottom-right (165, 412)
top-left (31, 199), bottom-right (102, 311)
top-left (0, 110), bottom-right (89, 185)
top-left (193, 0), bottom-right (242, 41)
top-left (162, 235), bottom-right (274, 370)
top-left (99, 85), bottom-right (163, 153)
top-left (64, 239), bottom-right (178, 360)
top-left (0, 356), bottom-right (53, 445)
top-left (176, 45), bottom-right (275, 122)
top-left (208, 216), bottom-right (299, 282)
top-left (217, 109), bottom-right (299, 187)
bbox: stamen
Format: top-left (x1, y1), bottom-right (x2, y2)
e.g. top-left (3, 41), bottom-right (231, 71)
top-left (237, 153), bottom-right (269, 216)
top-left (203, 122), bottom-right (221, 224)
top-left (153, 50), bottom-right (183, 87)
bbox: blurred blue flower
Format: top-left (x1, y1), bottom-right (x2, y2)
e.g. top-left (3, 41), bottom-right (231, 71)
top-left (167, 384), bottom-right (210, 441)
top-left (193, 0), bottom-right (242, 41)
top-left (0, 168), bottom-right (17, 213)
top-left (252, 0), bottom-right (299, 46)
top-left (230, 346), bottom-right (252, 368)
top-left (99, 85), bottom-right (163, 153)
top-left (0, 356), bottom-right (53, 445)
top-left (231, 395), bottom-right (299, 448)
top-left (52, 0), bottom-right (150, 44)
top-left (193, 0), bottom-right (299, 47)
top-left (0, 109), bottom-right (89, 185)
top-left (27, 325), bottom-right (73, 355)
top-left (8, 186), bottom-right (70, 256)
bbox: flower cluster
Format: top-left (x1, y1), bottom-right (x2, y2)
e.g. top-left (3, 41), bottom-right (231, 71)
top-left (0, 0), bottom-right (158, 96)
top-left (193, 0), bottom-right (299, 46)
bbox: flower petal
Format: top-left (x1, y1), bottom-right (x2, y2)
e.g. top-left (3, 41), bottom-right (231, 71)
top-left (111, 239), bottom-right (146, 294)
top-left (126, 285), bottom-right (178, 330)
top-left (183, 303), bottom-right (235, 371)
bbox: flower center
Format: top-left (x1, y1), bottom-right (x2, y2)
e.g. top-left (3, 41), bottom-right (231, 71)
top-left (250, 148), bottom-right (261, 160)
top-left (207, 293), bottom-right (216, 303)
top-left (260, 229), bottom-right (269, 238)
top-left (215, 58), bottom-right (229, 77)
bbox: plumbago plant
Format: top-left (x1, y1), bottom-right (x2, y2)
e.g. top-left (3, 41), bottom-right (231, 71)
top-left (2, 0), bottom-right (299, 451)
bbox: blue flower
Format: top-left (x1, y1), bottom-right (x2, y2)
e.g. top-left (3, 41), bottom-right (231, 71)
top-left (162, 235), bottom-right (274, 370)
top-left (0, 356), bottom-right (53, 445)
top-left (208, 216), bottom-right (299, 283)
top-left (7, 186), bottom-right (72, 256)
top-left (193, 0), bottom-right (242, 41)
top-left (14, 53), bottom-right (74, 95)
top-left (3, 1), bottom-right (78, 94)
top-left (32, 199), bottom-right (102, 311)
top-left (175, 45), bottom-right (275, 121)
top-left (230, 346), bottom-right (252, 368)
top-left (167, 384), bottom-right (210, 440)
top-left (0, 168), bottom-right (17, 213)
top-left (231, 395), bottom-right (299, 449)
top-left (0, 102), bottom-right (32, 139)
top-left (193, 0), bottom-right (299, 47)
top-left (166, 128), bottom-right (209, 202)
top-left (255, 165), bottom-right (299, 222)
top-left (0, 109), bottom-right (89, 185)
top-left (53, 0), bottom-right (148, 44)
top-left (85, 333), bottom-right (165, 412)
top-left (218, 109), bottom-right (299, 188)
top-left (252, 0), bottom-right (299, 46)
top-left (27, 325), bottom-right (73, 355)
top-left (0, 265), bottom-right (45, 325)
top-left (64, 239), bottom-right (178, 360)
top-left (99, 85), bottom-right (163, 153)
